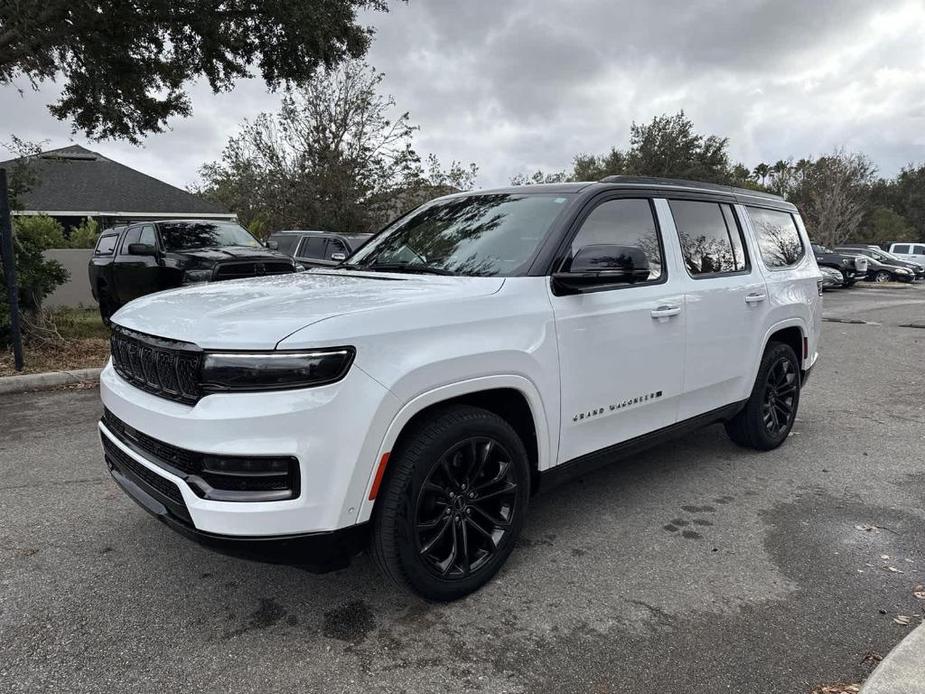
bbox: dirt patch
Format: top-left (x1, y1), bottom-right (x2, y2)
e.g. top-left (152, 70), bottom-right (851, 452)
top-left (1, 308), bottom-right (110, 376)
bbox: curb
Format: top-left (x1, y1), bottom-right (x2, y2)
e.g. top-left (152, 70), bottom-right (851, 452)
top-left (861, 622), bottom-right (925, 693)
top-left (0, 367), bottom-right (102, 395)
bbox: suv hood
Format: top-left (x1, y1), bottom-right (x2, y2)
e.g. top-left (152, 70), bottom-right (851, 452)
top-left (112, 270), bottom-right (505, 349)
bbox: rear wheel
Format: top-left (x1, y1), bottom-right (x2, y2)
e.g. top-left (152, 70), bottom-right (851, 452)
top-left (725, 342), bottom-right (801, 451)
top-left (371, 405), bottom-right (530, 601)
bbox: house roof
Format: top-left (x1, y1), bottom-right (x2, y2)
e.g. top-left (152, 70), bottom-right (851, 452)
top-left (0, 145), bottom-right (231, 217)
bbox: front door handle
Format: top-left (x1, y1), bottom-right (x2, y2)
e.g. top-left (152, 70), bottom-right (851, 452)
top-left (745, 293), bottom-right (766, 304)
top-left (650, 305), bottom-right (681, 319)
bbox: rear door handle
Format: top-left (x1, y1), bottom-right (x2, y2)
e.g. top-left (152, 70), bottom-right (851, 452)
top-left (650, 305), bottom-right (681, 319)
top-left (745, 293), bottom-right (766, 304)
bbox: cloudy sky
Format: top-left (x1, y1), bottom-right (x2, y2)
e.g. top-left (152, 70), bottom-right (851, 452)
top-left (2, 0), bottom-right (924, 189)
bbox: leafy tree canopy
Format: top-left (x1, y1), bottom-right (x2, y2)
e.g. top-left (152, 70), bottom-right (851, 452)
top-left (0, 1), bottom-right (389, 142)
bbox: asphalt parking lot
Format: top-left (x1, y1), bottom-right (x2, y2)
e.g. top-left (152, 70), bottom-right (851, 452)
top-left (2, 285), bottom-right (924, 694)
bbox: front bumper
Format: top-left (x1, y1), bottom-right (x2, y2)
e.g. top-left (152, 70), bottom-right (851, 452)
top-left (104, 442), bottom-right (368, 571)
top-left (99, 360), bottom-right (399, 539)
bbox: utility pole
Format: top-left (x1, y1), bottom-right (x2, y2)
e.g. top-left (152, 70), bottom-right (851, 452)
top-left (0, 168), bottom-right (24, 371)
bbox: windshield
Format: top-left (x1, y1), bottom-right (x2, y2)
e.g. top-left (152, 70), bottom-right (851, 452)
top-left (159, 221), bottom-right (261, 252)
top-left (347, 193), bottom-right (571, 276)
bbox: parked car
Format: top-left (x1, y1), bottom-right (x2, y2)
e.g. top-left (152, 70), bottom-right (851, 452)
top-left (889, 242), bottom-right (925, 266)
top-left (819, 265), bottom-right (844, 290)
top-left (835, 245), bottom-right (921, 282)
top-left (98, 176), bottom-right (821, 600)
top-left (267, 230), bottom-right (373, 268)
top-left (810, 243), bottom-right (866, 286)
top-left (89, 219), bottom-right (297, 323)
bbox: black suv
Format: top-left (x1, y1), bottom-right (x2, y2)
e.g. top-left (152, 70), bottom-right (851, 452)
top-left (810, 244), bottom-right (864, 286)
top-left (89, 220), bottom-right (296, 323)
top-left (268, 230), bottom-right (373, 268)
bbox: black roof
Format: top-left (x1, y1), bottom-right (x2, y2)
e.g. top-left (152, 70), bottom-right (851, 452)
top-left (0, 145), bottom-right (229, 215)
top-left (442, 176), bottom-right (794, 210)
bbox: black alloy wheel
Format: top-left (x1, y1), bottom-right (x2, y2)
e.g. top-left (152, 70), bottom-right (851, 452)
top-left (761, 356), bottom-right (798, 437)
top-left (414, 437), bottom-right (519, 578)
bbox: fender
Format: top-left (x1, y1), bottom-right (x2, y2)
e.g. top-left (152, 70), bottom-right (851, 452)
top-left (354, 374), bottom-right (554, 525)
top-left (749, 317), bottom-right (807, 386)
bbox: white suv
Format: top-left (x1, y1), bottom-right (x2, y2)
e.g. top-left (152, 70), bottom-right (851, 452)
top-left (99, 176), bottom-right (822, 600)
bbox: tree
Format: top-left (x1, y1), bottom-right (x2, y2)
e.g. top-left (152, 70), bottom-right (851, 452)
top-left (199, 60), bottom-right (476, 233)
top-left (0, 1), bottom-right (389, 142)
top-left (753, 163), bottom-right (770, 187)
top-left (510, 170), bottom-right (569, 185)
top-left (870, 165), bottom-right (925, 242)
top-left (788, 150), bottom-right (876, 246)
top-left (68, 217), bottom-right (100, 248)
top-left (623, 112), bottom-right (733, 183)
top-left (855, 206), bottom-right (916, 246)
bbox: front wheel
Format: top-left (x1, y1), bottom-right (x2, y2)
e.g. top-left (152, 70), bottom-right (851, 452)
top-left (725, 342), bottom-right (801, 451)
top-left (371, 405), bottom-right (530, 601)
top-left (874, 270), bottom-right (892, 283)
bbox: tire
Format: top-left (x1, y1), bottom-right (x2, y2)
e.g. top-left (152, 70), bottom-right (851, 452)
top-left (98, 291), bottom-right (116, 326)
top-left (371, 405), bottom-right (530, 601)
top-left (724, 342), bottom-right (801, 451)
top-left (874, 270), bottom-right (891, 283)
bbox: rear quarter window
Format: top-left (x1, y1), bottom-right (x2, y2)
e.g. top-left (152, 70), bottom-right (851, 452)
top-left (745, 207), bottom-right (805, 269)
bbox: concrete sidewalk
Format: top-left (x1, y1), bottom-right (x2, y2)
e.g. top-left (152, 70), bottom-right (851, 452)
top-left (862, 623), bottom-right (925, 693)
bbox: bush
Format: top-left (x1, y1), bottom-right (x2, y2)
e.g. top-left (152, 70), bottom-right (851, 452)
top-left (1, 215), bottom-right (70, 348)
top-left (68, 217), bottom-right (100, 248)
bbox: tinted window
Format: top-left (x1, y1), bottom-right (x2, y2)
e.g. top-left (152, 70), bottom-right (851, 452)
top-left (139, 225), bottom-right (157, 247)
top-left (327, 238), bottom-right (347, 259)
top-left (746, 207), bottom-right (805, 268)
top-left (349, 193), bottom-right (570, 276)
top-left (159, 221), bottom-right (259, 252)
top-left (95, 234), bottom-right (118, 256)
top-left (272, 235), bottom-right (301, 256)
top-left (567, 198), bottom-right (662, 281)
top-left (670, 200), bottom-right (747, 276)
top-left (913, 245), bottom-right (925, 255)
top-left (892, 244), bottom-right (910, 254)
top-left (119, 226), bottom-right (141, 254)
top-left (298, 237), bottom-right (327, 259)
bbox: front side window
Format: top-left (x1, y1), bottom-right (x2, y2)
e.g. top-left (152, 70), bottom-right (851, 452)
top-left (273, 235), bottom-right (301, 256)
top-left (159, 221), bottom-right (260, 252)
top-left (746, 207), bottom-right (805, 268)
top-left (565, 198), bottom-right (663, 281)
top-left (670, 200), bottom-right (748, 276)
top-left (327, 238), bottom-right (347, 259)
top-left (349, 193), bottom-right (571, 276)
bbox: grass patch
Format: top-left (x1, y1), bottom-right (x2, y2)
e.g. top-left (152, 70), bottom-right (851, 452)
top-left (1, 307), bottom-right (111, 377)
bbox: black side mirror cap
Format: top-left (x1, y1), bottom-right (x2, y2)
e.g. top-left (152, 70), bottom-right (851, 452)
top-left (551, 244), bottom-right (651, 294)
top-left (266, 240), bottom-right (279, 250)
top-left (127, 243), bottom-right (157, 256)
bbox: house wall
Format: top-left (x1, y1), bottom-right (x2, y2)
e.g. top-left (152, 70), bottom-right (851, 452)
top-left (42, 249), bottom-right (96, 308)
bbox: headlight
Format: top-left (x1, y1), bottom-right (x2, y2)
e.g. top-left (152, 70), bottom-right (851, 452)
top-left (200, 347), bottom-right (355, 392)
top-left (183, 269), bottom-right (213, 284)
top-left (896, 268), bottom-right (912, 275)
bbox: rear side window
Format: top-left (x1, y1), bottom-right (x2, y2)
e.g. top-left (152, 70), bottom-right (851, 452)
top-left (669, 200), bottom-right (748, 276)
top-left (914, 245), bottom-right (925, 255)
top-left (95, 234), bottom-right (118, 256)
top-left (746, 207), bottom-right (805, 268)
top-left (567, 198), bottom-right (663, 281)
top-left (892, 244), bottom-right (910, 254)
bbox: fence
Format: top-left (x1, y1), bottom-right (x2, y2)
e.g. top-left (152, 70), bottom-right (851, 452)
top-left (42, 249), bottom-right (96, 308)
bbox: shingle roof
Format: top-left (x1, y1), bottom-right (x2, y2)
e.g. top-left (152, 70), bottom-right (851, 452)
top-left (0, 145), bottom-right (229, 215)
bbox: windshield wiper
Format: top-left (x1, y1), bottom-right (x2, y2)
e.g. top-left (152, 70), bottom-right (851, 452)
top-left (354, 262), bottom-right (460, 276)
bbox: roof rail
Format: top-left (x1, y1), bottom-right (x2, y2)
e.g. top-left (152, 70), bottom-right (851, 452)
top-left (599, 175), bottom-right (785, 201)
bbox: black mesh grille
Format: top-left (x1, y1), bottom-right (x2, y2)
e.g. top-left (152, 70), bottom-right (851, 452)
top-left (102, 433), bottom-right (185, 505)
top-left (103, 409), bottom-right (200, 475)
top-left (110, 328), bottom-right (202, 404)
top-left (213, 261), bottom-right (294, 281)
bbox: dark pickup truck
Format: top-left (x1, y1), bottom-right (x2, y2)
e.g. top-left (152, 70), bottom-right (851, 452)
top-left (810, 244), bottom-right (866, 287)
top-left (89, 219), bottom-right (296, 323)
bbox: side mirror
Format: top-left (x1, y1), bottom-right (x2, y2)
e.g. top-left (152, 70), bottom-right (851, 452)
top-left (552, 244), bottom-right (650, 295)
top-left (330, 252), bottom-right (347, 262)
top-left (266, 240), bottom-right (279, 250)
top-left (127, 243), bottom-right (157, 256)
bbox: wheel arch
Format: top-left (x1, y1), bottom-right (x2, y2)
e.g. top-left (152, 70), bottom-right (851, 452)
top-left (355, 375), bottom-right (552, 524)
top-left (757, 319), bottom-right (806, 377)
